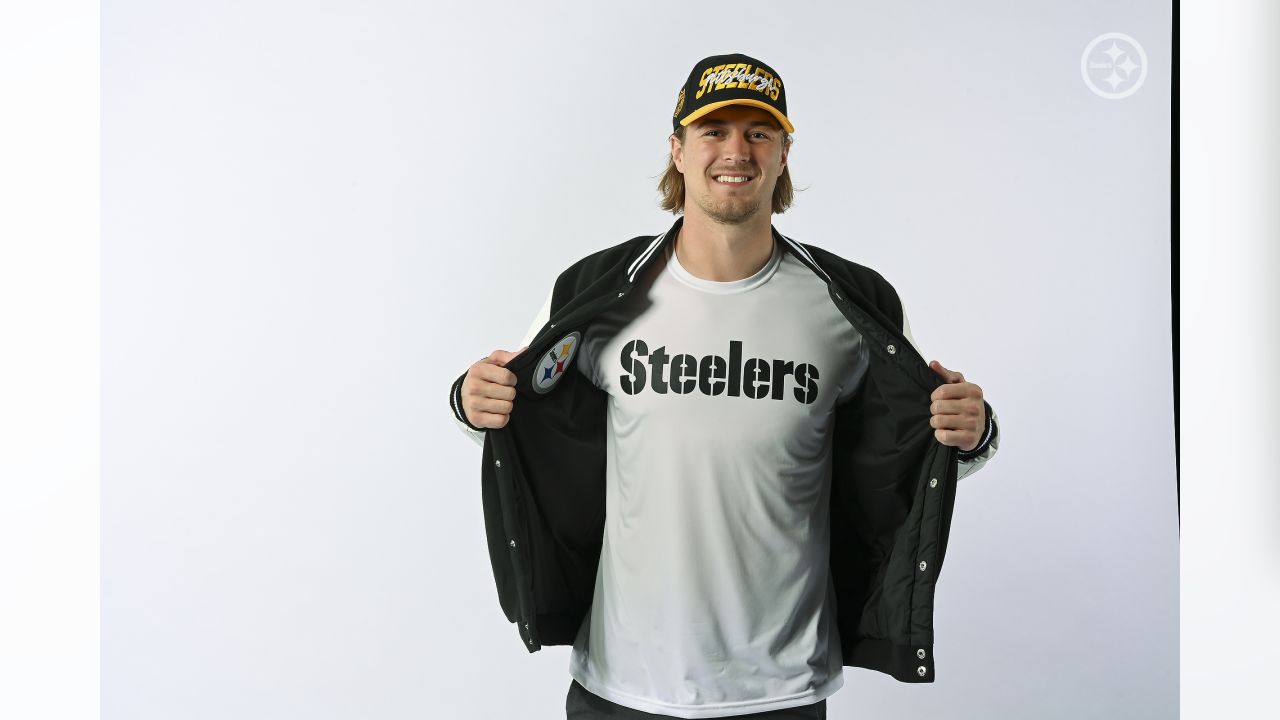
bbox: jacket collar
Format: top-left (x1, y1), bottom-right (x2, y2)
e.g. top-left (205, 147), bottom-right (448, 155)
top-left (627, 216), bottom-right (833, 286)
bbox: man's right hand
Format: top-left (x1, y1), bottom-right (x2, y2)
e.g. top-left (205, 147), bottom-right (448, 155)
top-left (461, 346), bottom-right (528, 429)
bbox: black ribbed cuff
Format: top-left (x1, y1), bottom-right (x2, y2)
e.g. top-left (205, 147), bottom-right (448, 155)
top-left (450, 370), bottom-right (486, 432)
top-left (957, 400), bottom-right (996, 462)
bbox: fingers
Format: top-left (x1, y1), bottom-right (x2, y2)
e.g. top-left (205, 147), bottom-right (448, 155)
top-left (926, 361), bottom-right (984, 449)
top-left (928, 360), bottom-right (965, 384)
top-left (930, 382), bottom-right (982, 402)
top-left (465, 376), bottom-right (516, 402)
top-left (930, 401), bottom-right (983, 453)
top-left (470, 359), bottom-right (518, 388)
top-left (486, 345), bottom-right (530, 367)
top-left (472, 348), bottom-right (524, 382)
top-left (465, 408), bottom-right (513, 429)
top-left (929, 412), bottom-right (979, 430)
top-left (929, 397), bottom-right (981, 416)
top-left (462, 348), bottom-right (525, 429)
top-left (461, 381), bottom-right (516, 429)
top-left (933, 427), bottom-right (980, 451)
top-left (465, 396), bottom-right (516, 427)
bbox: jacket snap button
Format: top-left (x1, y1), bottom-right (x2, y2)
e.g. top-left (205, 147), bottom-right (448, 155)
top-left (929, 478), bottom-right (938, 488)
top-left (887, 344), bottom-right (897, 355)
top-left (524, 623), bottom-right (529, 630)
top-left (549, 323), bottom-right (556, 328)
top-left (509, 539), bottom-right (516, 548)
top-left (494, 459), bottom-right (502, 468)
top-left (917, 648), bottom-right (926, 659)
top-left (618, 292), bottom-right (625, 297)
top-left (917, 666), bottom-right (927, 676)
top-left (918, 560), bottom-right (927, 571)
top-left (528, 637), bottom-right (534, 645)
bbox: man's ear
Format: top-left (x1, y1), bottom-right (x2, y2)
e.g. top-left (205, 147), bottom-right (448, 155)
top-left (779, 135), bottom-right (790, 172)
top-left (670, 133), bottom-right (685, 174)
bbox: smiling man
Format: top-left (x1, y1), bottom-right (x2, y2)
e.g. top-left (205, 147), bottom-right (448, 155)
top-left (449, 53), bottom-right (1001, 720)
top-left (672, 104), bottom-right (785, 226)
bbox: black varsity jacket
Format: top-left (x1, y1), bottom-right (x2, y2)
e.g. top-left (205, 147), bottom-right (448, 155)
top-left (449, 216), bottom-right (999, 683)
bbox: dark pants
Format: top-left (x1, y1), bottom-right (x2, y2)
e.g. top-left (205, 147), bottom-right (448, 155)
top-left (566, 679), bottom-right (828, 719)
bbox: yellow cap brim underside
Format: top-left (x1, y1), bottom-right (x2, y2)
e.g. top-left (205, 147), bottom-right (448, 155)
top-left (680, 98), bottom-right (796, 133)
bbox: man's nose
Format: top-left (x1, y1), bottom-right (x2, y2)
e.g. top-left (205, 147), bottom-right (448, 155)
top-left (723, 132), bottom-right (750, 162)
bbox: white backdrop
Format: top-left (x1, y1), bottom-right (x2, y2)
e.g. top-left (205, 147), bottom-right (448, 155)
top-left (102, 1), bottom-right (1175, 718)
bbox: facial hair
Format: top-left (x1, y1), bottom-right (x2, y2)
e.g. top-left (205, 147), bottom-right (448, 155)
top-left (698, 192), bottom-right (761, 225)
top-left (695, 166), bottom-right (765, 225)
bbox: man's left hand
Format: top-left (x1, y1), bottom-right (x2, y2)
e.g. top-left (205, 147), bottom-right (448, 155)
top-left (928, 360), bottom-right (986, 452)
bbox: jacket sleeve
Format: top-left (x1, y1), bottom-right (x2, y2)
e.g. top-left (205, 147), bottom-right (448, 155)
top-left (900, 304), bottom-right (1001, 481)
top-left (450, 286), bottom-right (554, 447)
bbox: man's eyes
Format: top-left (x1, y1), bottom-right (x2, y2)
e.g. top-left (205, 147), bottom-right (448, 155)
top-left (701, 129), bottom-right (773, 140)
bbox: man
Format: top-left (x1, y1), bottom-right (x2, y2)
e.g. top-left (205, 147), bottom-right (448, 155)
top-left (448, 53), bottom-right (1000, 720)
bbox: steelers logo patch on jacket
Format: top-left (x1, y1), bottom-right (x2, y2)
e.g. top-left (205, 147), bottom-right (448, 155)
top-left (532, 331), bottom-right (581, 394)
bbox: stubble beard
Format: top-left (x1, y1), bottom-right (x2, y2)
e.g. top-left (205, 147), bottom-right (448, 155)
top-left (699, 194), bottom-right (761, 225)
top-left (693, 176), bottom-right (765, 225)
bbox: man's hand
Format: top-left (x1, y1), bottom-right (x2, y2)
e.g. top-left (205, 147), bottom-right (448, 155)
top-left (461, 346), bottom-right (528, 429)
top-left (927, 360), bottom-right (986, 452)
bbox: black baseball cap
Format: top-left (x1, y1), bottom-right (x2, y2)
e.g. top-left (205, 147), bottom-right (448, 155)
top-left (672, 53), bottom-right (794, 133)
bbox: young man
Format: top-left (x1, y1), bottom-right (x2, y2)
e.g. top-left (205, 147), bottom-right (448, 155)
top-left (448, 53), bottom-right (1000, 720)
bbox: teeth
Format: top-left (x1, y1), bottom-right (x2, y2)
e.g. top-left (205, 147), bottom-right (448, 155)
top-left (716, 176), bottom-right (750, 183)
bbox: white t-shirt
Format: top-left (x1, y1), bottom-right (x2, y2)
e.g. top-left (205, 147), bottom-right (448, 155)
top-left (568, 237), bottom-right (870, 718)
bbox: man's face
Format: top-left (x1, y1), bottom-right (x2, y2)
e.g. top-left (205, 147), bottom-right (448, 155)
top-left (671, 105), bottom-right (789, 225)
